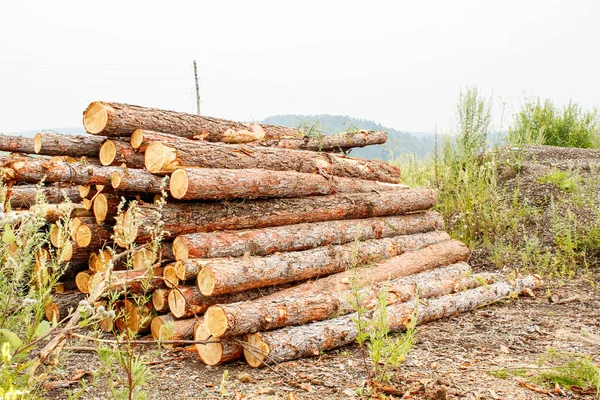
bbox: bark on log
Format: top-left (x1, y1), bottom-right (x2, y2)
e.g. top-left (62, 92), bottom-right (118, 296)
top-left (169, 167), bottom-right (407, 201)
top-left (6, 184), bottom-right (81, 208)
top-left (144, 140), bottom-right (401, 184)
top-left (118, 188), bottom-right (436, 243)
top-left (243, 275), bottom-right (543, 367)
top-left (150, 314), bottom-right (197, 342)
top-left (130, 129), bottom-right (194, 152)
top-left (88, 266), bottom-right (164, 296)
top-left (194, 322), bottom-right (243, 366)
top-left (173, 211), bottom-right (443, 261)
top-left (253, 130), bottom-right (388, 152)
top-left (168, 285), bottom-right (288, 319)
top-left (197, 231), bottom-right (450, 296)
top-left (33, 132), bottom-right (105, 157)
top-left (115, 299), bottom-right (153, 335)
top-left (92, 192), bottom-right (124, 224)
top-left (88, 249), bottom-right (113, 273)
top-left (45, 292), bottom-right (86, 323)
top-left (99, 139), bottom-right (145, 168)
top-left (205, 240), bottom-right (469, 337)
top-left (73, 220), bottom-right (112, 249)
top-left (3, 158), bottom-right (116, 187)
top-left (110, 167), bottom-right (168, 194)
top-left (83, 101), bottom-right (304, 141)
top-left (0, 134), bottom-right (37, 154)
top-left (11, 204), bottom-right (91, 223)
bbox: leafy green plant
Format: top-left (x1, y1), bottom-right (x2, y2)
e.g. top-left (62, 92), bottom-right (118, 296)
top-left (536, 350), bottom-right (600, 394)
top-left (538, 169), bottom-right (581, 193)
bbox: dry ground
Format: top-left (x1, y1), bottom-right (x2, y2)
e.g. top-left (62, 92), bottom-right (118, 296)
top-left (43, 270), bottom-right (599, 400)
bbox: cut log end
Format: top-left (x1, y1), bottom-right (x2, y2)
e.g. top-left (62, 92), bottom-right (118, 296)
top-left (110, 172), bottom-right (122, 189)
top-left (243, 333), bottom-right (269, 368)
top-left (94, 249), bottom-right (113, 273)
top-left (169, 169), bottom-right (188, 199)
top-left (167, 289), bottom-right (186, 318)
top-left (144, 142), bottom-right (167, 173)
top-left (82, 198), bottom-right (93, 211)
top-left (130, 129), bottom-right (144, 149)
top-left (49, 224), bottom-right (61, 248)
top-left (172, 237), bottom-right (188, 261)
top-left (163, 265), bottom-right (179, 289)
top-left (194, 322), bottom-right (224, 366)
top-left (204, 306), bottom-right (228, 338)
top-left (132, 248), bottom-right (155, 270)
top-left (152, 288), bottom-right (170, 312)
top-left (75, 271), bottom-right (92, 293)
top-left (99, 140), bottom-right (117, 166)
top-left (34, 133), bottom-right (42, 154)
top-left (93, 193), bottom-right (109, 224)
top-left (78, 185), bottom-right (91, 199)
top-left (74, 224), bottom-right (92, 248)
top-left (45, 302), bottom-right (60, 323)
top-left (197, 268), bottom-right (215, 296)
top-left (83, 101), bottom-right (109, 134)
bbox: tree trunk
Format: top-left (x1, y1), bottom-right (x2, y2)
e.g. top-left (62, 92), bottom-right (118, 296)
top-left (33, 133), bottom-right (105, 157)
top-left (205, 240), bottom-right (469, 338)
top-left (144, 140), bottom-right (401, 183)
top-left (173, 211), bottom-right (443, 261)
top-left (150, 314), bottom-right (198, 342)
top-left (152, 288), bottom-right (171, 313)
top-left (0, 134), bottom-right (37, 154)
top-left (83, 101), bottom-right (304, 141)
top-left (11, 204), bottom-right (91, 223)
top-left (194, 322), bottom-right (243, 366)
top-left (92, 192), bottom-right (124, 224)
top-left (243, 275), bottom-right (543, 367)
top-left (167, 285), bottom-right (288, 319)
top-left (169, 167), bottom-right (407, 201)
top-left (6, 184), bottom-right (81, 208)
top-left (130, 129), bottom-right (195, 152)
top-left (117, 188), bottom-right (436, 243)
top-left (45, 292), bottom-right (86, 324)
top-left (253, 130), bottom-right (388, 152)
top-left (88, 266), bottom-right (164, 296)
top-left (75, 270), bottom-right (93, 293)
top-left (99, 139), bottom-right (145, 168)
top-left (110, 167), bottom-right (168, 194)
top-left (115, 299), bottom-right (153, 335)
top-left (197, 231), bottom-right (450, 296)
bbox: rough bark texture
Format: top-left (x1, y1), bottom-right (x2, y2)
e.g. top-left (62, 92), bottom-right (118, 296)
top-left (252, 130), bottom-right (388, 152)
top-left (0, 134), bottom-right (37, 154)
top-left (34, 132), bottom-right (105, 157)
top-left (167, 285), bottom-right (288, 319)
top-left (6, 184), bottom-right (81, 208)
top-left (119, 188), bottom-right (436, 242)
top-left (130, 129), bottom-right (196, 151)
top-left (45, 292), bottom-right (86, 323)
top-left (205, 240), bottom-right (469, 338)
top-left (110, 167), bottom-right (168, 194)
top-left (83, 101), bottom-right (304, 140)
top-left (88, 266), bottom-right (165, 296)
top-left (99, 139), bottom-right (145, 168)
top-left (73, 221), bottom-right (112, 249)
top-left (173, 211), bottom-right (443, 260)
top-left (145, 140), bottom-right (401, 183)
top-left (197, 231), bottom-right (450, 296)
top-left (243, 275), bottom-right (542, 367)
top-left (115, 299), bottom-right (153, 334)
top-left (194, 322), bottom-right (243, 366)
top-left (169, 167), bottom-right (406, 200)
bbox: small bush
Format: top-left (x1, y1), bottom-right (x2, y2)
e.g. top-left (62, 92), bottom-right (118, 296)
top-left (508, 98), bottom-right (600, 148)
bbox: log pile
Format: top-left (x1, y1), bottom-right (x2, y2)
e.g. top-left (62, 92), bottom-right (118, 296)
top-left (1, 101), bottom-right (542, 368)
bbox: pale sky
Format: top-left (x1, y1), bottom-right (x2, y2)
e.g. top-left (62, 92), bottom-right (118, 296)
top-left (1, 0), bottom-right (598, 134)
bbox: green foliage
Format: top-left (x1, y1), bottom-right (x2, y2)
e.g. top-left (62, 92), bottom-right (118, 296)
top-left (489, 367), bottom-right (528, 379)
top-left (508, 98), bottom-right (600, 148)
top-left (538, 169), bottom-right (581, 193)
top-left (97, 341), bottom-right (153, 400)
top-left (536, 350), bottom-right (600, 394)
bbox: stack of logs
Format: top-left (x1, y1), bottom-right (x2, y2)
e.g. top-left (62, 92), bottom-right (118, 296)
top-left (0, 101), bottom-right (541, 367)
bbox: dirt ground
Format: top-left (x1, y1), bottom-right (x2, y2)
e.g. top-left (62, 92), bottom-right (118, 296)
top-left (42, 270), bottom-right (599, 400)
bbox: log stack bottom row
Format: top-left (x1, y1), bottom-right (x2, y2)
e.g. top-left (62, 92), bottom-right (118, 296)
top-left (0, 100), bottom-right (542, 368)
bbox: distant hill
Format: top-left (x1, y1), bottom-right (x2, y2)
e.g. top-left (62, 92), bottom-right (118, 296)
top-left (261, 114), bottom-right (435, 160)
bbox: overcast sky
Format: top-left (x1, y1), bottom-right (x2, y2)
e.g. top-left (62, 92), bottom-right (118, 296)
top-left (1, 0), bottom-right (598, 134)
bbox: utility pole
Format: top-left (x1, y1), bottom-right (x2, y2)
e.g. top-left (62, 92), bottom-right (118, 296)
top-left (193, 60), bottom-right (201, 115)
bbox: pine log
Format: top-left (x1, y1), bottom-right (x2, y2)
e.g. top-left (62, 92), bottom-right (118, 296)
top-left (206, 263), bottom-right (491, 338)
top-left (150, 314), bottom-right (197, 342)
top-left (6, 184), bottom-right (81, 208)
top-left (151, 288), bottom-right (171, 313)
top-left (205, 240), bottom-right (469, 338)
top-left (0, 134), bottom-right (37, 154)
top-left (173, 211), bottom-right (443, 261)
top-left (253, 130), bottom-right (388, 152)
top-left (88, 266), bottom-right (164, 296)
top-left (130, 129), bottom-right (193, 152)
top-left (72, 220), bottom-right (112, 249)
top-left (33, 132), bottom-right (105, 157)
top-left (83, 101), bottom-right (304, 141)
top-left (168, 285), bottom-right (287, 319)
top-left (45, 292), bottom-right (86, 324)
top-left (197, 231), bottom-right (450, 296)
top-left (92, 192), bottom-right (123, 224)
top-left (88, 249), bottom-right (113, 273)
top-left (117, 188), bottom-right (436, 243)
top-left (75, 270), bottom-right (93, 293)
top-left (144, 141), bottom-right (401, 183)
top-left (110, 168), bottom-right (168, 194)
top-left (162, 265), bottom-right (179, 288)
top-left (169, 167), bottom-right (406, 201)
top-left (17, 204), bottom-right (91, 223)
top-left (194, 322), bottom-right (243, 366)
top-left (244, 275), bottom-right (542, 367)
top-left (99, 139), bottom-right (145, 168)
top-left (115, 299), bottom-right (153, 335)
